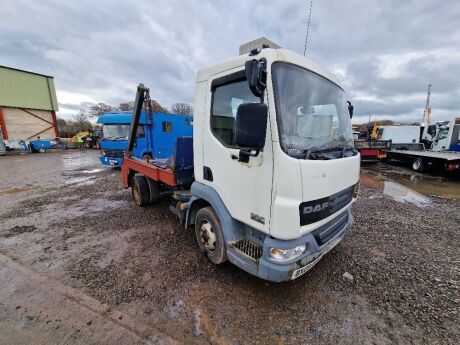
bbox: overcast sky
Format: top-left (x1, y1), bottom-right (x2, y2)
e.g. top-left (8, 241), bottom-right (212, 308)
top-left (1, 0), bottom-right (459, 123)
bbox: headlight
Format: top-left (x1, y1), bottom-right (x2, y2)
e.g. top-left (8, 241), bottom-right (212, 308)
top-left (270, 245), bottom-right (306, 262)
top-left (101, 150), bottom-right (106, 156)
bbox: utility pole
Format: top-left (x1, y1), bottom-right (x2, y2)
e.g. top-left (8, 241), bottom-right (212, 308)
top-left (423, 84), bottom-right (432, 126)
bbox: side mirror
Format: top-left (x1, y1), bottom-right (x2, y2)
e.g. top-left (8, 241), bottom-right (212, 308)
top-left (245, 58), bottom-right (267, 99)
top-left (235, 103), bottom-right (268, 151)
top-left (347, 101), bottom-right (354, 119)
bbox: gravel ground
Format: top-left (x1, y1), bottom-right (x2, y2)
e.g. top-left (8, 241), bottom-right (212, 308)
top-left (0, 151), bottom-right (459, 344)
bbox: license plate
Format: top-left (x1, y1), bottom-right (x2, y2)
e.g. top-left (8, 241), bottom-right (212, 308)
top-left (109, 160), bottom-right (118, 166)
top-left (291, 234), bottom-right (344, 280)
top-left (291, 255), bottom-right (323, 280)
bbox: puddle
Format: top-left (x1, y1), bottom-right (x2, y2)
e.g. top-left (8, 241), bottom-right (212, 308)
top-left (65, 176), bottom-right (96, 186)
top-left (362, 165), bottom-right (460, 202)
top-left (80, 168), bottom-right (103, 174)
top-left (383, 181), bottom-right (431, 207)
top-left (87, 199), bottom-right (126, 212)
top-left (361, 175), bottom-right (431, 206)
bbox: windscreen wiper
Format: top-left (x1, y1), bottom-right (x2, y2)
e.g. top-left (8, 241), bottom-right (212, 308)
top-left (304, 142), bottom-right (351, 160)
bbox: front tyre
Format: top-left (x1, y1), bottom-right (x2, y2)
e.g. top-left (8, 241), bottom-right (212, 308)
top-left (195, 207), bottom-right (227, 264)
top-left (412, 157), bottom-right (425, 172)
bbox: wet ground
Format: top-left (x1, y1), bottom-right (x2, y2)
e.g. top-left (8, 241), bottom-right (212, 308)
top-left (0, 151), bottom-right (459, 344)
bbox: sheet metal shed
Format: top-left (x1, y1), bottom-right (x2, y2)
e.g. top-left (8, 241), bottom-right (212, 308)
top-left (0, 66), bottom-right (59, 140)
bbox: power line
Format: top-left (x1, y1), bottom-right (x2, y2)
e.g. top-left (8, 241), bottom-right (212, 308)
top-left (303, 0), bottom-right (314, 56)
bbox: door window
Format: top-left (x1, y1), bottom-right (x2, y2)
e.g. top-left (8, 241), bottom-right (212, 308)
top-left (211, 79), bottom-right (260, 147)
top-left (437, 128), bottom-right (449, 140)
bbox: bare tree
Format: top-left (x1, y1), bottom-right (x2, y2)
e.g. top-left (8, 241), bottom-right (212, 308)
top-left (88, 103), bottom-right (116, 117)
top-left (74, 110), bottom-right (93, 132)
top-left (171, 103), bottom-right (193, 115)
top-left (119, 101), bottom-right (134, 111)
top-left (149, 99), bottom-right (169, 113)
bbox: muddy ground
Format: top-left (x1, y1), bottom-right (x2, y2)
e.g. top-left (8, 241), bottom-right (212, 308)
top-left (0, 150), bottom-right (459, 345)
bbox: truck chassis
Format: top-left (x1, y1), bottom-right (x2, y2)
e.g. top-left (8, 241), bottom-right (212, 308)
top-left (387, 149), bottom-right (460, 172)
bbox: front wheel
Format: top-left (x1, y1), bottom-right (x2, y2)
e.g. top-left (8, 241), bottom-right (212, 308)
top-left (195, 207), bottom-right (227, 264)
top-left (412, 157), bottom-right (425, 172)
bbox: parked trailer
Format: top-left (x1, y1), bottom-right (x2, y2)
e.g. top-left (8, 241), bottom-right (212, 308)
top-left (121, 44), bottom-right (360, 282)
top-left (387, 149), bottom-right (460, 172)
top-left (354, 139), bottom-right (391, 162)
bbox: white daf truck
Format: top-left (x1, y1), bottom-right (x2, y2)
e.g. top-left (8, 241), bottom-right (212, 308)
top-left (122, 43), bottom-right (361, 282)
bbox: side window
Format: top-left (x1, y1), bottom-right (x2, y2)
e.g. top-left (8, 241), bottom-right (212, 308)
top-left (162, 121), bottom-right (172, 132)
top-left (211, 78), bottom-right (260, 147)
top-left (136, 125), bottom-right (145, 138)
top-left (438, 128), bottom-right (449, 140)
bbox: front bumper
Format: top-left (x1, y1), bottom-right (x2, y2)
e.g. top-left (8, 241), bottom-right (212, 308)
top-left (227, 207), bottom-right (353, 282)
top-left (100, 156), bottom-right (123, 167)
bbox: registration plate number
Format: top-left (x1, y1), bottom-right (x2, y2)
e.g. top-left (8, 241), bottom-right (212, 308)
top-left (291, 234), bottom-right (344, 280)
top-left (109, 160), bottom-right (118, 166)
top-left (291, 255), bottom-right (323, 280)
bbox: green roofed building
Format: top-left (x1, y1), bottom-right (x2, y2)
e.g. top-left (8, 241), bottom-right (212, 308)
top-left (0, 66), bottom-right (59, 141)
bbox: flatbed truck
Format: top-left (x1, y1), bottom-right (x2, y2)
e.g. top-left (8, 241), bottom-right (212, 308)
top-left (121, 45), bottom-right (360, 282)
top-left (386, 149), bottom-right (460, 172)
top-left (386, 118), bottom-right (460, 172)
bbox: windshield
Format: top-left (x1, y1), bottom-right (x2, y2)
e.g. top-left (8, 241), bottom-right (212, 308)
top-left (102, 124), bottom-right (130, 140)
top-left (272, 63), bottom-right (353, 156)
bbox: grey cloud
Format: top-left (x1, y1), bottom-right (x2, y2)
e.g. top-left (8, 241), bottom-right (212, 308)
top-left (0, 0), bottom-right (459, 122)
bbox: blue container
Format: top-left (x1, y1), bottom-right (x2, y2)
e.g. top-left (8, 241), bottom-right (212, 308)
top-left (97, 111), bottom-right (193, 167)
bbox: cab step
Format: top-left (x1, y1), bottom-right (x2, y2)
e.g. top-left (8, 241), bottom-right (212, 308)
top-left (232, 239), bottom-right (263, 261)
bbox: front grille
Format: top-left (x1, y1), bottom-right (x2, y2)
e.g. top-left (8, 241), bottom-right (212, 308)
top-left (311, 211), bottom-right (348, 246)
top-left (299, 185), bottom-right (354, 226)
top-left (233, 239), bottom-right (263, 261)
top-left (104, 150), bottom-right (125, 158)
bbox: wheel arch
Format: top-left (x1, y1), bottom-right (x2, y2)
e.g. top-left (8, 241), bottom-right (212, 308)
top-left (185, 182), bottom-right (245, 243)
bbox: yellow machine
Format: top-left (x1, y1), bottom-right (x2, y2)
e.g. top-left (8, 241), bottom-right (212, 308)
top-left (70, 131), bottom-right (90, 142)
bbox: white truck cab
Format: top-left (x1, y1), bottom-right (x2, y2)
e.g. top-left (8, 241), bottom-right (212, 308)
top-left (186, 47), bottom-right (360, 281)
top-left (422, 118), bottom-right (460, 151)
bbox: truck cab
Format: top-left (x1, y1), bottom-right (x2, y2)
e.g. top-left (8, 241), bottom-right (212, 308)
top-left (98, 111), bottom-right (193, 166)
top-left (421, 118), bottom-right (460, 152)
top-left (189, 48), bottom-right (360, 281)
top-left (431, 120), bottom-right (460, 152)
top-left (122, 46), bottom-right (360, 282)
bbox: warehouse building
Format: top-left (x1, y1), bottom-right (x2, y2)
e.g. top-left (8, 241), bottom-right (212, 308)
top-left (0, 66), bottom-right (59, 141)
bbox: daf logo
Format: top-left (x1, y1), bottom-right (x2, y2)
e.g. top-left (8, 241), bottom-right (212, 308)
top-left (303, 202), bottom-right (329, 214)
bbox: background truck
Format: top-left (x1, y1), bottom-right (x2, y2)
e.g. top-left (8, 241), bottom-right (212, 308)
top-left (121, 44), bottom-right (360, 282)
top-left (97, 111), bottom-right (192, 167)
top-left (353, 130), bottom-right (391, 162)
top-left (353, 136), bottom-right (391, 162)
top-left (372, 125), bottom-right (421, 150)
top-left (386, 118), bottom-right (460, 172)
top-left (421, 118), bottom-right (460, 150)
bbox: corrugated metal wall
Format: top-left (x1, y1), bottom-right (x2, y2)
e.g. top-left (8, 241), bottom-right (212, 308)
top-left (0, 66), bottom-right (58, 111)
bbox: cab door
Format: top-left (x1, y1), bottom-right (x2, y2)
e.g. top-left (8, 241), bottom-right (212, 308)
top-left (133, 125), bottom-right (148, 158)
top-left (432, 127), bottom-right (451, 151)
top-left (201, 69), bottom-right (273, 233)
